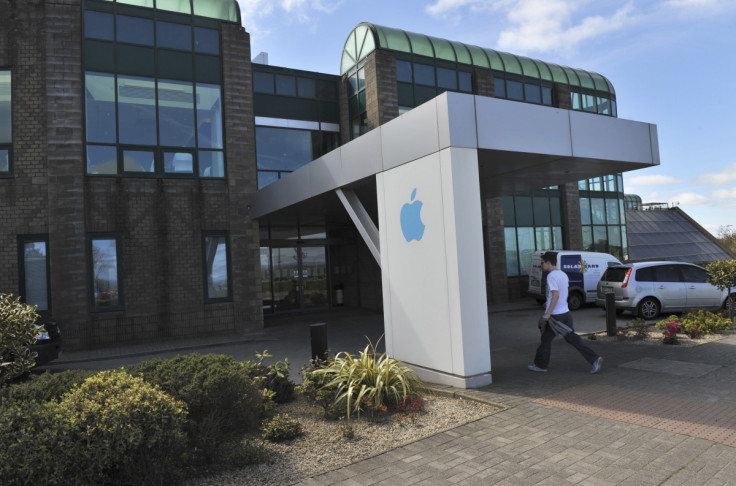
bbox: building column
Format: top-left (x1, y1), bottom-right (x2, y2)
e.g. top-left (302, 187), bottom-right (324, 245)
top-left (365, 49), bottom-right (399, 128)
top-left (562, 183), bottom-right (583, 250)
top-left (483, 196), bottom-right (509, 304)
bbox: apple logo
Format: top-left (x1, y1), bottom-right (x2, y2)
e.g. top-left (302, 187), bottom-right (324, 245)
top-left (400, 188), bottom-right (425, 242)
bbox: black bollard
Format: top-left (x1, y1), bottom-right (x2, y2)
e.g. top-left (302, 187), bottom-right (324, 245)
top-left (310, 323), bottom-right (328, 361)
top-left (605, 292), bottom-right (617, 336)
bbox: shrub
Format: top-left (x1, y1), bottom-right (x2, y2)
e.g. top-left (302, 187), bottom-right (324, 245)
top-left (680, 310), bottom-right (732, 338)
top-left (0, 369), bottom-right (188, 486)
top-left (626, 318), bottom-right (650, 339)
top-left (243, 350), bottom-right (295, 404)
top-left (0, 294), bottom-right (40, 385)
top-left (308, 338), bottom-right (426, 419)
top-left (0, 369), bottom-right (94, 404)
top-left (261, 413), bottom-right (304, 441)
top-left (128, 353), bottom-right (263, 459)
top-left (297, 358), bottom-right (343, 418)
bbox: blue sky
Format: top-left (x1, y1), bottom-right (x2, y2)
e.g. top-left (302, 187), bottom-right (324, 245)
top-left (236, 0), bottom-right (736, 236)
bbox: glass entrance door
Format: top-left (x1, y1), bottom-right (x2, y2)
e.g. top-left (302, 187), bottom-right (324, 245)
top-left (265, 246), bottom-right (327, 312)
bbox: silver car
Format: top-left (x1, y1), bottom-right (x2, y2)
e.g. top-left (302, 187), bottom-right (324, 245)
top-left (596, 261), bottom-right (733, 319)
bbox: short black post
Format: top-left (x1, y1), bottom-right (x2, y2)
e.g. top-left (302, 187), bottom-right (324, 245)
top-left (605, 292), bottom-right (617, 336)
top-left (310, 323), bottom-right (328, 361)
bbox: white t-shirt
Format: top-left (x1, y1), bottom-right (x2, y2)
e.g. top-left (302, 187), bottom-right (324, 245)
top-left (546, 269), bottom-right (570, 315)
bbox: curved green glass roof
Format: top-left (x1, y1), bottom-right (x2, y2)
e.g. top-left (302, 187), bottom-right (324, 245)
top-left (341, 23), bottom-right (615, 97)
top-left (99, 0), bottom-right (241, 23)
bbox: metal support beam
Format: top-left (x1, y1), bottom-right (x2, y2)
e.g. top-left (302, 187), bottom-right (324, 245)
top-left (336, 188), bottom-right (380, 265)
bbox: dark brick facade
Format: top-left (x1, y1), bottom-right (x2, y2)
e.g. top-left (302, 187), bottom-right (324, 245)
top-left (0, 0), bottom-right (262, 350)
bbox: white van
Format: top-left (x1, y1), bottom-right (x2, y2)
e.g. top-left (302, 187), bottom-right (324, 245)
top-left (528, 250), bottom-right (622, 310)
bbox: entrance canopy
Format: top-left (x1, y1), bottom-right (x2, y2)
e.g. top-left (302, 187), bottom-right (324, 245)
top-left (250, 91), bottom-right (659, 220)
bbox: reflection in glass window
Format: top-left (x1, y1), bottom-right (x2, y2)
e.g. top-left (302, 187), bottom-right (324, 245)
top-left (87, 145), bottom-right (118, 174)
top-left (91, 238), bottom-right (121, 310)
top-left (437, 67), bottom-right (457, 90)
top-left (0, 148), bottom-right (9, 173)
top-left (275, 74), bottom-right (296, 96)
top-left (253, 71), bottom-right (274, 94)
top-left (21, 238), bottom-right (49, 312)
top-left (256, 126), bottom-right (312, 173)
top-left (582, 93), bottom-right (596, 112)
top-left (199, 150), bottom-right (224, 177)
top-left (157, 0), bottom-right (191, 15)
top-left (414, 64), bottom-right (434, 86)
top-left (580, 197), bottom-right (591, 225)
top-left (204, 234), bottom-right (231, 300)
top-left (158, 79), bottom-right (195, 147)
top-left (194, 27), bottom-right (220, 55)
top-left (196, 83), bottom-right (223, 149)
top-left (85, 11), bottom-right (114, 40)
top-left (507, 79), bottom-right (523, 100)
top-left (458, 71), bottom-right (472, 92)
top-left (494, 78), bottom-right (505, 98)
top-left (157, 21), bottom-right (192, 51)
top-left (591, 198), bottom-right (606, 224)
top-left (396, 60), bottom-right (412, 82)
top-left (116, 15), bottom-right (154, 45)
top-left (297, 77), bottom-right (316, 98)
top-left (504, 228), bottom-right (518, 277)
top-left (593, 226), bottom-right (608, 252)
top-left (85, 73), bottom-right (117, 143)
top-left (517, 227), bottom-right (535, 276)
top-left (123, 149), bottom-right (155, 173)
top-left (606, 198), bottom-right (620, 224)
top-left (1, 70), bottom-right (11, 174)
top-left (542, 86), bottom-right (552, 105)
top-left (524, 83), bottom-right (541, 103)
top-left (117, 76), bottom-right (157, 146)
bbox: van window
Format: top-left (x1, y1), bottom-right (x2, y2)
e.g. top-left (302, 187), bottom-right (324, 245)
top-left (602, 267), bottom-right (629, 282)
top-left (680, 265), bottom-right (708, 283)
top-left (653, 265), bottom-right (682, 283)
top-left (635, 267), bottom-right (654, 282)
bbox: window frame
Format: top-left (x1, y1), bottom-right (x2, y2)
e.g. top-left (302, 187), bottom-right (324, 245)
top-left (202, 232), bottom-right (232, 302)
top-left (88, 234), bottom-right (124, 312)
top-left (0, 69), bottom-right (12, 176)
top-left (17, 235), bottom-right (51, 314)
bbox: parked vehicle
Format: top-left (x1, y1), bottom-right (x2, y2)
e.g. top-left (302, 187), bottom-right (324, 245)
top-left (596, 261), bottom-right (734, 319)
top-left (30, 320), bottom-right (62, 366)
top-left (528, 250), bottom-right (622, 310)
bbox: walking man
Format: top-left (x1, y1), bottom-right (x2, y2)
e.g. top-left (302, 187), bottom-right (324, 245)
top-left (528, 251), bottom-right (603, 374)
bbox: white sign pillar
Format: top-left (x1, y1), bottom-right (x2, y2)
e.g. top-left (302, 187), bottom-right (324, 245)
top-left (377, 146), bottom-right (492, 388)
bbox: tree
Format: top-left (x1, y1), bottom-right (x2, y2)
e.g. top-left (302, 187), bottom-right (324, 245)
top-left (705, 260), bottom-right (736, 325)
top-left (717, 225), bottom-right (736, 254)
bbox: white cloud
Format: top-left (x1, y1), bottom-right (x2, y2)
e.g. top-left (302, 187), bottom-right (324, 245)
top-left (695, 163), bottom-right (736, 185)
top-left (626, 174), bottom-right (682, 186)
top-left (672, 192), bottom-right (709, 205)
top-left (711, 188), bottom-right (736, 206)
top-left (237, 0), bottom-right (341, 34)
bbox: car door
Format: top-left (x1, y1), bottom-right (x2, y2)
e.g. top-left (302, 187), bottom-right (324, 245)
top-left (652, 264), bottom-right (687, 312)
top-left (680, 265), bottom-right (722, 309)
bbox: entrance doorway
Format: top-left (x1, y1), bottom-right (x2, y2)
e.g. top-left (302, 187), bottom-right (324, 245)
top-left (261, 246), bottom-right (328, 312)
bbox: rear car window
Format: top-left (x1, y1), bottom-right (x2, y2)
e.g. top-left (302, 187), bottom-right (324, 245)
top-left (635, 267), bottom-right (654, 282)
top-left (601, 267), bottom-right (629, 282)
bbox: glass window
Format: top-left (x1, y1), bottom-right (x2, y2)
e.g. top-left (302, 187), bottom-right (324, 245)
top-left (117, 76), bottom-right (157, 146)
top-left (524, 83), bottom-right (541, 104)
top-left (275, 74), bottom-right (296, 96)
top-left (197, 83), bottom-right (223, 149)
top-left (580, 197), bottom-right (591, 225)
top-left (550, 197), bottom-right (562, 226)
top-left (84, 11), bottom-right (114, 40)
top-left (681, 265), bottom-right (709, 283)
top-left (589, 177), bottom-right (602, 191)
top-left (204, 233), bottom-right (231, 300)
top-left (297, 77), bottom-right (316, 98)
top-left (608, 226), bottom-right (622, 260)
top-left (504, 228), bottom-right (518, 277)
top-left (163, 150), bottom-right (193, 174)
top-left (571, 91), bottom-right (581, 110)
top-left (578, 179), bottom-right (588, 191)
top-left (502, 196), bottom-right (515, 226)
top-left (157, 0), bottom-right (191, 15)
top-left (436, 68), bottom-right (457, 90)
top-left (1, 70), bottom-right (12, 174)
top-left (582, 93), bottom-right (596, 112)
top-left (604, 174), bottom-right (617, 192)
top-left (19, 237), bottom-right (50, 312)
top-left (357, 68), bottom-right (365, 92)
top-left (199, 150), bottom-right (224, 177)
top-left (90, 237), bottom-right (122, 310)
top-left (636, 267), bottom-right (654, 282)
top-left (0, 148), bottom-right (9, 174)
top-left (494, 78), bottom-right (505, 98)
top-left (414, 63), bottom-right (435, 86)
top-left (87, 145), bottom-right (118, 175)
top-left (582, 226), bottom-right (593, 251)
top-left (593, 226), bottom-right (608, 252)
top-left (458, 71), bottom-right (472, 92)
top-left (256, 126), bottom-right (313, 173)
top-left (606, 198), bottom-right (620, 224)
top-left (517, 227), bottom-right (535, 276)
top-left (85, 73), bottom-right (117, 144)
top-left (507, 80), bottom-right (523, 100)
top-left (535, 227), bottom-right (552, 251)
top-left (653, 265), bottom-right (682, 283)
top-left (541, 86), bottom-right (553, 105)
top-left (116, 15), bottom-right (154, 45)
top-left (591, 198), bottom-right (606, 224)
top-left (122, 148), bottom-right (155, 173)
top-left (553, 227), bottom-right (563, 249)
top-left (158, 79), bottom-right (195, 147)
top-left (533, 196), bottom-right (550, 225)
top-left (396, 60), bottom-right (412, 82)
top-left (514, 196), bottom-right (533, 226)
top-left (257, 171), bottom-right (279, 189)
top-left (253, 71), bottom-right (274, 94)
top-left (157, 21), bottom-right (192, 51)
top-left (194, 27), bottom-right (220, 55)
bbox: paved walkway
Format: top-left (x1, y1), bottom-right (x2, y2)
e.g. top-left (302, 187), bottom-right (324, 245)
top-left (46, 305), bottom-right (736, 485)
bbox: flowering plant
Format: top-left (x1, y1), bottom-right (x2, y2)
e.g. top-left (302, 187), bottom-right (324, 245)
top-left (662, 321), bottom-right (682, 344)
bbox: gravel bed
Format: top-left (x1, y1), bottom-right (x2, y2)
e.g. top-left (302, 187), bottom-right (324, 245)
top-left (187, 394), bottom-right (502, 486)
top-left (588, 327), bottom-right (734, 346)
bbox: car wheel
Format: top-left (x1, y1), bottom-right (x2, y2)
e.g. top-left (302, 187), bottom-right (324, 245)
top-left (568, 291), bottom-right (583, 311)
top-left (637, 297), bottom-right (660, 320)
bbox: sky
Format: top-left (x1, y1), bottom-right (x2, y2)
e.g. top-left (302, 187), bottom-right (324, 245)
top-left (235, 0), bottom-right (736, 237)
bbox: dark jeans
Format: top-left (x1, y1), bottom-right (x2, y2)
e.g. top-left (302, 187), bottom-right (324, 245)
top-left (534, 311), bottom-right (599, 369)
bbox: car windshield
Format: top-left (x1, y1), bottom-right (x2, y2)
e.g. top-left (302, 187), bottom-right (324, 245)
top-left (601, 267), bottom-right (630, 283)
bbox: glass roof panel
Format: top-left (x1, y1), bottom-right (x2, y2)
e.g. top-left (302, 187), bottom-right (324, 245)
top-left (534, 59), bottom-right (553, 81)
top-left (590, 72), bottom-right (609, 93)
top-left (466, 44), bottom-right (490, 68)
top-left (427, 35), bottom-right (456, 62)
top-left (158, 0), bottom-right (190, 15)
top-left (484, 49), bottom-right (505, 71)
top-left (548, 63), bottom-right (568, 84)
top-left (497, 51), bottom-right (522, 75)
top-left (604, 76), bottom-right (616, 96)
top-left (405, 31), bottom-right (434, 57)
top-left (340, 29), bottom-right (357, 74)
top-left (562, 66), bottom-right (580, 86)
top-left (380, 25), bottom-right (411, 53)
top-left (577, 70), bottom-right (595, 89)
top-left (450, 40), bottom-right (472, 65)
top-left (117, 0), bottom-right (153, 6)
top-left (355, 24), bottom-right (375, 62)
top-left (518, 56), bottom-right (539, 78)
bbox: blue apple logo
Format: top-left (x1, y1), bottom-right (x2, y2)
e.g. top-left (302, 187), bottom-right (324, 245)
top-left (400, 188), bottom-right (425, 242)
